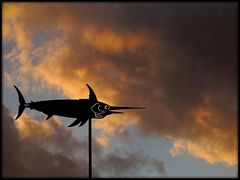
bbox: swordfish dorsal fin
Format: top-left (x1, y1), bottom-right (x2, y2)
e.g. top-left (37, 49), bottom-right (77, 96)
top-left (86, 83), bottom-right (98, 102)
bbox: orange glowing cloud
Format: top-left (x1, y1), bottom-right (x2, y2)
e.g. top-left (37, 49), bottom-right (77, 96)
top-left (93, 114), bottom-right (139, 133)
top-left (16, 113), bottom-right (64, 141)
top-left (83, 25), bottom-right (148, 54)
top-left (170, 137), bottom-right (237, 166)
top-left (95, 134), bottom-right (109, 148)
top-left (168, 102), bottom-right (237, 166)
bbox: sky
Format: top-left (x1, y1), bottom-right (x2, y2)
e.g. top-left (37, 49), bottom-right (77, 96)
top-left (2, 2), bottom-right (238, 178)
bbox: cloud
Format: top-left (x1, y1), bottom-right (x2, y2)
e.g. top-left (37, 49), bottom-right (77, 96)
top-left (2, 105), bottom-right (166, 177)
top-left (2, 105), bottom-right (88, 177)
top-left (3, 2), bottom-right (238, 167)
top-left (92, 137), bottom-right (166, 177)
top-left (93, 114), bottom-right (139, 134)
top-left (168, 98), bottom-right (237, 166)
top-left (83, 24), bottom-right (151, 54)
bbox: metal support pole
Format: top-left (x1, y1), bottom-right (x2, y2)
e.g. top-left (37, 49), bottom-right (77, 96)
top-left (89, 119), bottom-right (92, 178)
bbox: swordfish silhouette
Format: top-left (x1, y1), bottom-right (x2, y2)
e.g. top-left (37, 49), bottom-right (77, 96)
top-left (14, 84), bottom-right (145, 127)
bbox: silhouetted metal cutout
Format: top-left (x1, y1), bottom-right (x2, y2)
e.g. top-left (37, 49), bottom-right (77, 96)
top-left (14, 83), bottom-right (145, 178)
top-left (14, 84), bottom-right (145, 127)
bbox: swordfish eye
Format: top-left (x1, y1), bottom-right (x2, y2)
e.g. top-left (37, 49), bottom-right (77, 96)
top-left (105, 105), bottom-right (110, 110)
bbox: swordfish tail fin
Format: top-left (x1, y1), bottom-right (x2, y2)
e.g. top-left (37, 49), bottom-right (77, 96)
top-left (14, 85), bottom-right (26, 120)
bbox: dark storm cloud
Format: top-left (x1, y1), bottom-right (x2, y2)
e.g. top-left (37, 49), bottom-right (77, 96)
top-left (2, 105), bottom-right (88, 177)
top-left (110, 4), bottom-right (237, 165)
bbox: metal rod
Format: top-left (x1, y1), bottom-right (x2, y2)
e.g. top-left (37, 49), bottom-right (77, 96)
top-left (89, 119), bottom-right (92, 178)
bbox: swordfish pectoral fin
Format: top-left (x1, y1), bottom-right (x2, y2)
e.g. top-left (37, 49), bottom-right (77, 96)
top-left (68, 118), bottom-right (83, 127)
top-left (68, 118), bottom-right (90, 127)
top-left (79, 118), bottom-right (90, 127)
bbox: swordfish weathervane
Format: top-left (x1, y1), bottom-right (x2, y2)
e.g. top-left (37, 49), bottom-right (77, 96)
top-left (14, 84), bottom-right (145, 127)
